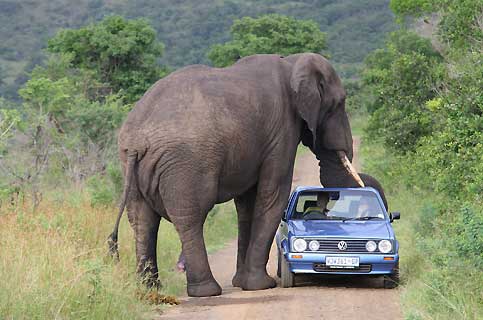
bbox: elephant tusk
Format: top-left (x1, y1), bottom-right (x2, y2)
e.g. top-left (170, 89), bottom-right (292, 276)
top-left (336, 151), bottom-right (365, 187)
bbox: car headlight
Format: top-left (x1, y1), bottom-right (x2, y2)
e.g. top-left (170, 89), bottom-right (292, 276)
top-left (308, 240), bottom-right (320, 251)
top-left (293, 238), bottom-right (307, 252)
top-left (378, 240), bottom-right (392, 253)
top-left (366, 240), bottom-right (377, 252)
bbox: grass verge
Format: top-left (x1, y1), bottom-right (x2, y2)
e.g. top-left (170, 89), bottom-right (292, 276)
top-left (0, 192), bottom-right (237, 319)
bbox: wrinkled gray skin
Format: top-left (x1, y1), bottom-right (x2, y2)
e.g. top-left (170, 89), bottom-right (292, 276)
top-left (109, 53), bottom-right (360, 297)
top-left (175, 172), bottom-right (388, 272)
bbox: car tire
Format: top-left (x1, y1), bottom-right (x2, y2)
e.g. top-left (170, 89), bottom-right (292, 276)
top-left (384, 261), bottom-right (400, 289)
top-left (277, 250), bottom-right (282, 278)
top-left (280, 254), bottom-right (295, 288)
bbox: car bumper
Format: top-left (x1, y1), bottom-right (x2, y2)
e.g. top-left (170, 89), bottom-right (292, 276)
top-left (285, 252), bottom-right (399, 275)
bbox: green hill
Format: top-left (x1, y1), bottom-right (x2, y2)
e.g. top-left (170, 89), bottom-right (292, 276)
top-left (0, 0), bottom-right (396, 98)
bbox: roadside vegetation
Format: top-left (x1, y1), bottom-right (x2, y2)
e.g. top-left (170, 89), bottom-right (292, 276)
top-left (355, 1), bottom-right (482, 318)
top-left (0, 195), bottom-right (237, 319)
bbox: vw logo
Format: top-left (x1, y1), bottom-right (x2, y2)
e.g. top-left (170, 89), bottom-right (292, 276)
top-left (338, 241), bottom-right (347, 251)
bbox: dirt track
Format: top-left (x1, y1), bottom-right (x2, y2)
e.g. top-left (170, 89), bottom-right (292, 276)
top-left (160, 138), bottom-right (402, 320)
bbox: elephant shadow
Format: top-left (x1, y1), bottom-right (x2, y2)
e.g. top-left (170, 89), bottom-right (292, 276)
top-left (180, 293), bottom-right (290, 308)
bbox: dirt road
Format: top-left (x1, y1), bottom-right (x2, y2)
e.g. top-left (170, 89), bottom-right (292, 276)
top-left (160, 139), bottom-right (402, 320)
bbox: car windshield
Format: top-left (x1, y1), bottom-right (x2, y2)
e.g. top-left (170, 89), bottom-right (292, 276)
top-left (291, 190), bottom-right (385, 221)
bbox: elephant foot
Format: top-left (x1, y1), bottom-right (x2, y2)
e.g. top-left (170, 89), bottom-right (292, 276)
top-left (142, 276), bottom-right (161, 290)
top-left (241, 271), bottom-right (276, 291)
top-left (187, 279), bottom-right (222, 297)
top-left (231, 271), bottom-right (244, 288)
top-left (138, 263), bottom-right (160, 289)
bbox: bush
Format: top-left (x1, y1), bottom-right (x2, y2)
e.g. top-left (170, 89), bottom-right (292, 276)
top-left (87, 174), bottom-right (117, 207)
top-left (362, 30), bottom-right (445, 153)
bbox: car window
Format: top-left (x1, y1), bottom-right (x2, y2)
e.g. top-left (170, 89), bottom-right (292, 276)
top-left (292, 190), bottom-right (385, 220)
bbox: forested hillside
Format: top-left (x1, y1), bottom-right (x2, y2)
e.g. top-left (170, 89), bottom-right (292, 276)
top-left (0, 0), bottom-right (396, 98)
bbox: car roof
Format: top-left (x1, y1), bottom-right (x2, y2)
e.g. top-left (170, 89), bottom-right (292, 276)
top-left (293, 186), bottom-right (380, 194)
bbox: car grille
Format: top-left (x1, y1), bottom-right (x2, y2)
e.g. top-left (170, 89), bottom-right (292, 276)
top-left (313, 263), bottom-right (372, 273)
top-left (310, 239), bottom-right (372, 253)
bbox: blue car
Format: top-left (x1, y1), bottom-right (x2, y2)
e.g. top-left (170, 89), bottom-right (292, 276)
top-left (276, 186), bottom-right (400, 288)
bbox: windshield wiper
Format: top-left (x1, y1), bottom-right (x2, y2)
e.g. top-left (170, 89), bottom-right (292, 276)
top-left (342, 216), bottom-right (382, 222)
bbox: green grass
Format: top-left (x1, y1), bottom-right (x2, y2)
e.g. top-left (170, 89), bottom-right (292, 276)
top-left (359, 130), bottom-right (483, 320)
top-left (0, 191), bottom-right (237, 319)
top-left (348, 109), bottom-right (368, 137)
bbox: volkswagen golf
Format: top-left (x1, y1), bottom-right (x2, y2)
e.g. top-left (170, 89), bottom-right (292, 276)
top-left (276, 186), bottom-right (400, 288)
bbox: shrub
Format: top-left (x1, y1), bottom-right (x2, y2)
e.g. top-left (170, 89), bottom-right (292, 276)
top-left (87, 174), bottom-right (116, 207)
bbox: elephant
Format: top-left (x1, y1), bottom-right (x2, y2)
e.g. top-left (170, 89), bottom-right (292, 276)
top-left (107, 53), bottom-right (364, 297)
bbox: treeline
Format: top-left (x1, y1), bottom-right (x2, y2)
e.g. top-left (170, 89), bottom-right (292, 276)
top-left (0, 0), bottom-right (396, 99)
top-left (358, 0), bottom-right (482, 318)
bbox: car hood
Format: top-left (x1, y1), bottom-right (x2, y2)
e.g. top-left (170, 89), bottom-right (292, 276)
top-left (288, 220), bottom-right (391, 239)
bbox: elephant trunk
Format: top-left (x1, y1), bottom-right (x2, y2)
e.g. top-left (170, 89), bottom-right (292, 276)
top-left (317, 150), bottom-right (364, 188)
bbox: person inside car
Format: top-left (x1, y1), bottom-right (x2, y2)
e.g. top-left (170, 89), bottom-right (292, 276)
top-left (356, 196), bottom-right (372, 218)
top-left (303, 192), bottom-right (330, 219)
top-left (355, 195), bottom-right (383, 218)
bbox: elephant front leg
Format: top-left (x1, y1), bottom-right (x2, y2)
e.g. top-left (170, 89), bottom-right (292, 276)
top-left (241, 177), bottom-right (291, 291)
top-left (127, 200), bottom-right (161, 288)
top-left (232, 185), bottom-right (257, 287)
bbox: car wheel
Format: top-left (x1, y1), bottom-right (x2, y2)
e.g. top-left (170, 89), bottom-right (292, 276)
top-left (277, 250), bottom-right (282, 278)
top-left (280, 254), bottom-right (295, 288)
top-left (384, 261), bottom-right (400, 289)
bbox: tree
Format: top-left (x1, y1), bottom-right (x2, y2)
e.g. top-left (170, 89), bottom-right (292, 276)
top-left (0, 100), bottom-right (20, 149)
top-left (362, 30), bottom-right (445, 153)
top-left (47, 15), bottom-right (167, 103)
top-left (0, 45), bottom-right (130, 209)
top-left (208, 14), bottom-right (327, 67)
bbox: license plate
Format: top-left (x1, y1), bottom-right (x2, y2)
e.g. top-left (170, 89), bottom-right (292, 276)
top-left (326, 256), bottom-right (360, 268)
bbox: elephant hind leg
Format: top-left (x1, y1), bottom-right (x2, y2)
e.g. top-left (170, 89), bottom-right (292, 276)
top-left (166, 205), bottom-right (222, 297)
top-left (161, 175), bottom-right (222, 297)
top-left (232, 184), bottom-right (257, 287)
top-left (127, 197), bottom-right (161, 288)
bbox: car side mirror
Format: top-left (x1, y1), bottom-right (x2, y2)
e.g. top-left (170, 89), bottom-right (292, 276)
top-left (390, 211), bottom-right (400, 222)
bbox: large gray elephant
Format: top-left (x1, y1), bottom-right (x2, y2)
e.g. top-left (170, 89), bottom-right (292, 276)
top-left (107, 53), bottom-right (364, 297)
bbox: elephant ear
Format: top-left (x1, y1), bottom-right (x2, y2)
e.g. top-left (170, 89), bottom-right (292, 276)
top-left (290, 54), bottom-right (322, 147)
top-left (290, 53), bottom-right (346, 148)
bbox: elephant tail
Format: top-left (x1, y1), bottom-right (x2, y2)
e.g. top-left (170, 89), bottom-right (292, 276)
top-left (107, 150), bottom-right (137, 261)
